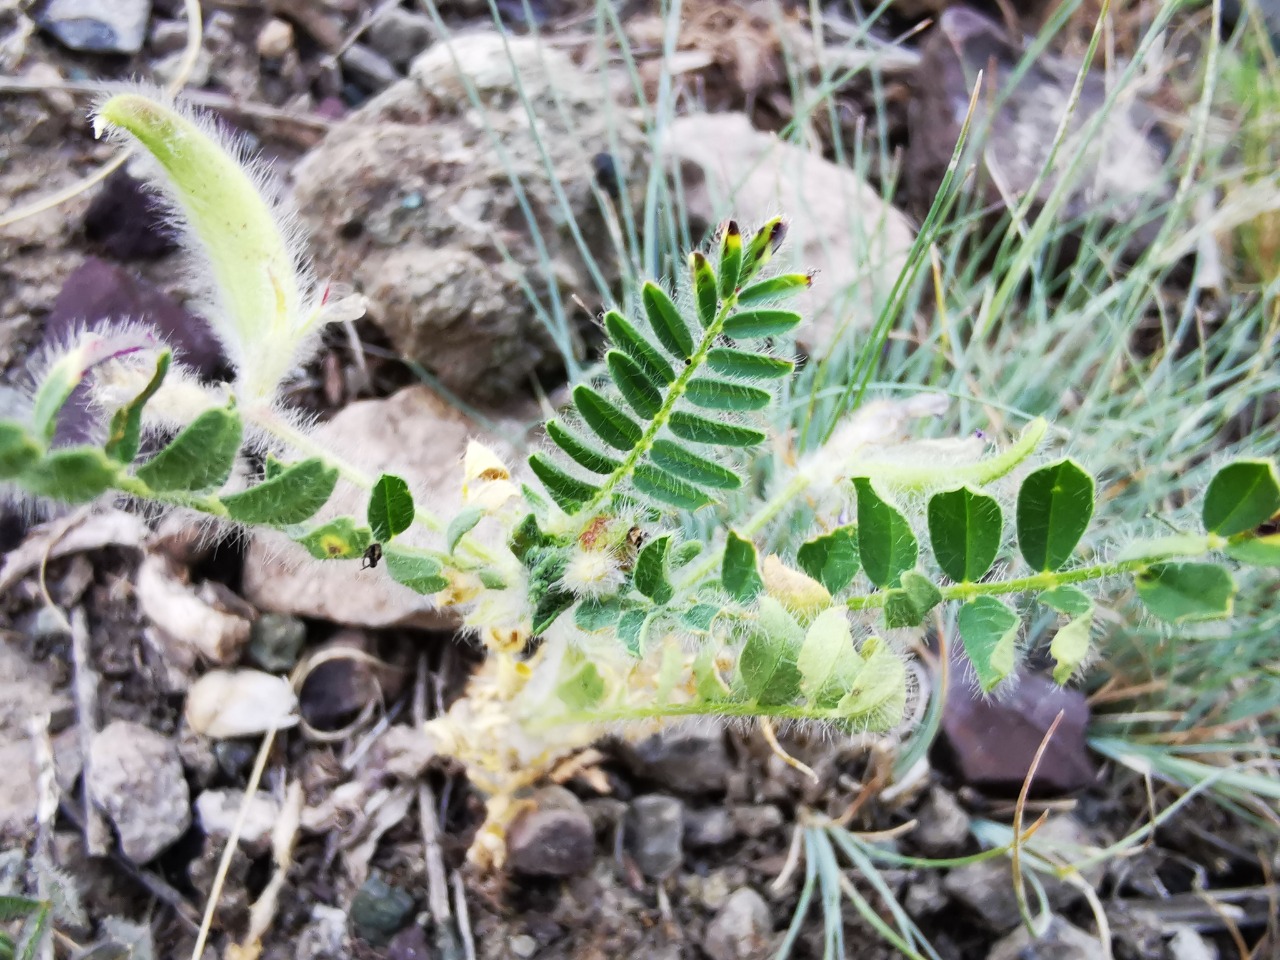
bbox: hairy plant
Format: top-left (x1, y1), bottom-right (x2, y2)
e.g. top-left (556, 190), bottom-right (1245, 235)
top-left (3, 91), bottom-right (1278, 865)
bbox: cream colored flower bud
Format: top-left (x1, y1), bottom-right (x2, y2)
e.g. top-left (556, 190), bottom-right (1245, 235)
top-left (762, 554), bottom-right (831, 621)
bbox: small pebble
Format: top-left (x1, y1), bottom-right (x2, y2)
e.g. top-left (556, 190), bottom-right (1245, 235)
top-left (626, 794), bottom-right (684, 879)
top-left (684, 807), bottom-right (734, 849)
top-left (509, 934), bottom-right (538, 958)
top-left (340, 43), bottom-right (400, 92)
top-left (256, 18), bottom-right (293, 60)
top-left (349, 874), bottom-right (414, 947)
top-left (248, 613), bottom-right (307, 673)
top-left (506, 787), bottom-right (595, 878)
top-left (704, 887), bottom-right (772, 960)
top-left (88, 720), bottom-right (191, 863)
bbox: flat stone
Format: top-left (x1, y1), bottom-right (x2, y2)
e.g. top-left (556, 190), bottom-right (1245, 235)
top-left (626, 794), bottom-right (684, 879)
top-left (664, 111), bottom-right (915, 359)
top-left (506, 786), bottom-right (595, 878)
top-left (341, 43), bottom-right (400, 92)
top-left (365, 7), bottom-right (434, 69)
top-left (704, 887), bottom-right (773, 960)
top-left (195, 789), bottom-right (280, 853)
top-left (88, 720), bottom-right (191, 863)
top-left (35, 0), bottom-right (150, 54)
top-left (623, 721), bottom-right (734, 795)
top-left (911, 787), bottom-right (970, 856)
top-left (936, 671), bottom-right (1097, 797)
top-left (987, 915), bottom-right (1105, 960)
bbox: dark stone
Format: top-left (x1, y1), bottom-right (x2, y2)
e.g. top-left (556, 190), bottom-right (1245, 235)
top-left (934, 671), bottom-right (1098, 797)
top-left (622, 722), bottom-right (733, 795)
top-left (349, 874), bottom-right (414, 947)
top-left (84, 170), bottom-right (178, 260)
top-left (385, 924), bottom-right (432, 960)
top-left (684, 807), bottom-right (734, 849)
top-left (506, 786), bottom-right (595, 878)
top-left (625, 794), bottom-right (684, 879)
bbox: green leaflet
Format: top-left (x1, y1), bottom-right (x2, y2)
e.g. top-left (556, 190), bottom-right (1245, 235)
top-left (546, 420), bottom-right (621, 475)
top-left (135, 406), bottom-right (242, 493)
top-left (705, 347), bottom-right (794, 380)
top-left (575, 596), bottom-right (629, 632)
top-left (104, 350), bottom-right (171, 463)
top-left (927, 486), bottom-right (1003, 583)
top-left (633, 462), bottom-right (715, 510)
top-left (558, 660), bottom-right (606, 710)
top-left (736, 272), bottom-right (811, 306)
top-left (797, 607), bottom-right (861, 706)
top-left (957, 596), bottom-right (1020, 692)
top-left (717, 221), bottom-right (743, 297)
top-left (834, 636), bottom-right (906, 728)
top-left (574, 384), bottom-right (642, 451)
top-left (21, 447), bottom-right (118, 502)
top-left (736, 597), bottom-right (803, 705)
top-left (853, 478), bottom-right (918, 588)
top-left (529, 452), bottom-right (597, 512)
top-left (741, 217), bottom-right (786, 282)
top-left (604, 310), bottom-right (675, 385)
top-left (668, 411), bottom-right (766, 447)
top-left (650, 440), bottom-right (741, 490)
top-left (0, 423), bottom-right (41, 479)
top-left (447, 506), bottom-right (485, 553)
top-left (633, 533), bottom-right (674, 604)
top-left (642, 281), bottom-right (695, 359)
top-left (606, 350), bottom-right (663, 418)
top-left (685, 378), bottom-right (772, 412)
top-left (368, 473), bottom-right (414, 543)
top-left (723, 531), bottom-right (763, 602)
top-left (1017, 459), bottom-right (1094, 572)
top-left (722, 309), bottom-right (802, 339)
top-left (1225, 533), bottom-right (1280, 566)
top-left (1050, 613), bottom-right (1092, 685)
top-left (617, 608), bottom-right (651, 656)
top-left (220, 458), bottom-right (337, 525)
top-left (1135, 561), bottom-right (1236, 623)
top-left (691, 250), bottom-right (719, 328)
top-left (672, 540), bottom-right (703, 567)
top-left (297, 516), bottom-right (373, 560)
top-left (1202, 459), bottom-right (1280, 537)
top-left (1041, 585), bottom-right (1093, 617)
top-left (882, 571), bottom-right (942, 629)
top-left (384, 547), bottom-right (449, 595)
top-left (796, 525), bottom-right (860, 594)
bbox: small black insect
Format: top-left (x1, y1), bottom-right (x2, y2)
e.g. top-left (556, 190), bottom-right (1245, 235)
top-left (361, 542), bottom-right (383, 570)
top-left (592, 152), bottom-right (622, 202)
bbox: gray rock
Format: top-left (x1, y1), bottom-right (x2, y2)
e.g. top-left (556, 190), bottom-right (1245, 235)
top-left (1168, 927), bottom-right (1217, 960)
top-left (350, 874), bottom-right (414, 947)
top-left (626, 794), bottom-right (684, 879)
top-left (902, 873), bottom-right (948, 916)
top-left (684, 807), bottom-right (734, 849)
top-left (624, 721), bottom-right (734, 794)
top-left (704, 887), bottom-right (772, 960)
top-left (292, 33), bottom-right (642, 406)
top-left (912, 788), bottom-right (970, 856)
top-left (365, 7), bottom-right (434, 69)
top-left (35, 0), bottom-right (150, 53)
top-left (987, 915), bottom-right (1105, 960)
top-left (296, 904), bottom-right (348, 960)
top-left (506, 786), bottom-right (595, 878)
top-left (248, 613), bottom-right (308, 672)
top-left (194, 789), bottom-right (280, 854)
top-left (341, 43), bottom-right (400, 92)
top-left (730, 804), bottom-right (784, 839)
top-left (88, 720), bottom-right (191, 863)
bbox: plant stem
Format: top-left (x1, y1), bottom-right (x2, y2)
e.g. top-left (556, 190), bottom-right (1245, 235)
top-left (536, 696), bottom-right (849, 729)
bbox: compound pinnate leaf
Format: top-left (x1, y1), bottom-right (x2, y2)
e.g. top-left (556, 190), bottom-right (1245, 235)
top-left (529, 453), bottom-right (598, 512)
top-left (220, 458), bottom-right (337, 525)
top-left (384, 547), bottom-right (449, 595)
top-left (1017, 459), bottom-right (1094, 572)
top-left (650, 439), bottom-right (741, 490)
top-left (104, 350), bottom-right (170, 463)
top-left (1135, 561), bottom-right (1235, 623)
top-left (574, 384), bottom-right (642, 451)
top-left (957, 596), bottom-right (1020, 692)
top-left (928, 486), bottom-right (1003, 583)
top-left (633, 462), bottom-right (715, 510)
top-left (691, 250), bottom-right (719, 328)
top-left (797, 607), bottom-right (860, 705)
top-left (796, 526), bottom-right (860, 594)
top-left (135, 406), bottom-right (242, 493)
top-left (642, 281), bottom-right (695, 359)
top-left (604, 310), bottom-right (675, 385)
top-left (368, 473), bottom-right (415, 543)
top-left (668, 411), bottom-right (766, 448)
top-left (21, 447), bottom-right (118, 502)
top-left (737, 597), bottom-right (803, 704)
top-left (722, 309), bottom-right (802, 339)
top-left (882, 571), bottom-right (942, 629)
top-left (853, 478), bottom-right (918, 588)
top-left (1202, 459), bottom-right (1280, 537)
top-left (685, 378), bottom-right (772, 412)
top-left (705, 347), bottom-right (794, 380)
top-left (446, 506), bottom-right (485, 553)
top-left (735, 272), bottom-right (811, 307)
top-left (546, 420), bottom-right (620, 475)
top-left (606, 350), bottom-right (663, 419)
top-left (1049, 614), bottom-right (1092, 685)
top-left (297, 516), bottom-right (372, 560)
top-left (0, 423), bottom-right (41, 479)
top-left (723, 531), bottom-right (763, 602)
top-left (633, 533), bottom-right (674, 604)
top-left (717, 221), bottom-right (743, 298)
